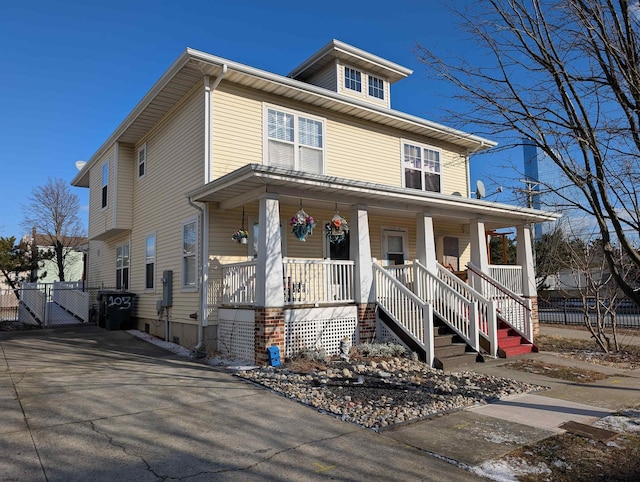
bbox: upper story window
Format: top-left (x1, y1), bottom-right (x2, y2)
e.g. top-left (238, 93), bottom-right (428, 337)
top-left (368, 76), bottom-right (384, 100)
top-left (403, 141), bottom-right (441, 193)
top-left (265, 106), bottom-right (324, 174)
top-left (116, 242), bottom-right (129, 290)
top-left (344, 67), bottom-right (362, 92)
top-left (138, 144), bottom-right (146, 178)
top-left (101, 162), bottom-right (109, 209)
top-left (182, 217), bottom-right (197, 288)
top-left (145, 232), bottom-right (155, 290)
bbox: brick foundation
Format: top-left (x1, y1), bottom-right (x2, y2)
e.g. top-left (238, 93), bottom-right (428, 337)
top-left (357, 303), bottom-right (377, 343)
top-left (254, 308), bottom-right (285, 365)
top-left (527, 296), bottom-right (540, 339)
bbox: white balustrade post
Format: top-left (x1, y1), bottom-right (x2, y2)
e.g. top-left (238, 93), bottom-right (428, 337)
top-left (255, 194), bottom-right (284, 308)
top-left (469, 301), bottom-right (480, 352)
top-left (422, 303), bottom-right (434, 367)
top-left (487, 300), bottom-right (498, 357)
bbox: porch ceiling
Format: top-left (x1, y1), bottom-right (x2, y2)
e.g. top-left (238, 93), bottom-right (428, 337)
top-left (186, 164), bottom-right (560, 229)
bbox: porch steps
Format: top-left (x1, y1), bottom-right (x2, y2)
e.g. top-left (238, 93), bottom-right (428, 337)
top-left (497, 321), bottom-right (537, 358)
top-left (433, 318), bottom-right (482, 371)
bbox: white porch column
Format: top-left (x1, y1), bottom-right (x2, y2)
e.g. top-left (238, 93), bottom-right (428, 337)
top-left (469, 219), bottom-right (489, 291)
top-left (255, 194), bottom-right (284, 308)
top-left (416, 212), bottom-right (437, 273)
top-left (350, 205), bottom-right (373, 304)
top-left (516, 224), bottom-right (537, 298)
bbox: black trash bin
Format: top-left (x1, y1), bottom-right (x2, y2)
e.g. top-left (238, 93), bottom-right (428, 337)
top-left (97, 291), bottom-right (136, 330)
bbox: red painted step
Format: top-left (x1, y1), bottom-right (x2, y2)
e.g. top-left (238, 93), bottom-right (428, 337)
top-left (500, 343), bottom-right (535, 357)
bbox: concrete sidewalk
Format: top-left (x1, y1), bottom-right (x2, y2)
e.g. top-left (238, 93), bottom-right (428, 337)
top-left (1, 326), bottom-right (639, 481)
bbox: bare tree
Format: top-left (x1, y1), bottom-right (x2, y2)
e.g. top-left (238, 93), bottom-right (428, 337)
top-left (417, 0), bottom-right (640, 305)
top-left (21, 178), bottom-right (86, 282)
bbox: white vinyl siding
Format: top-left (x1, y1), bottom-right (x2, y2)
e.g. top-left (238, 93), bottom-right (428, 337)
top-left (264, 105), bottom-right (325, 174)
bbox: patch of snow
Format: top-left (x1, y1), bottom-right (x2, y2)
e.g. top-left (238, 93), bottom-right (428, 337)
top-left (594, 412), bottom-right (640, 434)
top-left (126, 330), bottom-right (257, 371)
top-left (472, 458), bottom-right (551, 482)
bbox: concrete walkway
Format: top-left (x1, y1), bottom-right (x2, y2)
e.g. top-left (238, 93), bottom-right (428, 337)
top-left (1, 325), bottom-right (639, 481)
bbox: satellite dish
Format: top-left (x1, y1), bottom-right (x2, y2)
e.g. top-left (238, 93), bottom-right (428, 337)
top-left (451, 191), bottom-right (462, 196)
top-left (476, 180), bottom-right (486, 199)
top-left (75, 160), bottom-right (86, 171)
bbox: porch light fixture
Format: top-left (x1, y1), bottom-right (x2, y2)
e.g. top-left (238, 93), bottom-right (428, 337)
top-left (232, 206), bottom-right (249, 244)
top-left (290, 200), bottom-right (316, 242)
top-left (326, 205), bottom-right (349, 244)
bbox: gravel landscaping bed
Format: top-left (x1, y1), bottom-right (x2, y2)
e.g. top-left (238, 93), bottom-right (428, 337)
top-left (236, 356), bottom-right (545, 430)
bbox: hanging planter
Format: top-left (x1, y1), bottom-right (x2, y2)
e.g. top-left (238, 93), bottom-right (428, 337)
top-left (232, 207), bottom-right (249, 244)
top-left (290, 203), bottom-right (316, 242)
top-left (326, 209), bottom-right (349, 245)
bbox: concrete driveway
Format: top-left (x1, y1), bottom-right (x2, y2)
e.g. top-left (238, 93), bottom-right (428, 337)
top-left (0, 326), bottom-right (483, 481)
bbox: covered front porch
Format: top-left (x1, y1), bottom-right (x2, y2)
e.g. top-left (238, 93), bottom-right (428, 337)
top-left (188, 164), bottom-right (558, 365)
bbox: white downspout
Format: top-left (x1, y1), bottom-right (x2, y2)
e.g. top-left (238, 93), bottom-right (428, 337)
top-left (193, 64), bottom-right (227, 355)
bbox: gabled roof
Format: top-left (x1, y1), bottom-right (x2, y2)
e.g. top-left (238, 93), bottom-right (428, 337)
top-left (72, 44), bottom-right (496, 188)
top-left (288, 39), bottom-right (413, 83)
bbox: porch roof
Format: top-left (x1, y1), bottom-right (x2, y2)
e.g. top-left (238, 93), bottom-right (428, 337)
top-left (186, 164), bottom-right (560, 229)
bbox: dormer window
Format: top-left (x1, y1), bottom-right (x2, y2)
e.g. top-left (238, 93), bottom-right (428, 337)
top-left (368, 76), bottom-right (384, 100)
top-left (344, 67), bottom-right (362, 92)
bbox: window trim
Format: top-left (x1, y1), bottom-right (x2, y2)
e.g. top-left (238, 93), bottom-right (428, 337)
top-left (101, 160), bottom-right (109, 210)
top-left (400, 139), bottom-right (443, 194)
top-left (262, 103), bottom-right (326, 174)
top-left (344, 66), bottom-right (362, 93)
top-left (368, 74), bottom-right (385, 100)
top-left (248, 216), bottom-right (287, 259)
top-left (181, 216), bottom-right (198, 290)
top-left (144, 231), bottom-right (156, 291)
top-left (137, 143), bottom-right (147, 179)
top-left (115, 241), bottom-right (130, 290)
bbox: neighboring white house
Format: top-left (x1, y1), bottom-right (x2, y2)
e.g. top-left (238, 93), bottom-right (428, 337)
top-left (72, 40), bottom-right (558, 366)
top-left (24, 231), bottom-right (87, 283)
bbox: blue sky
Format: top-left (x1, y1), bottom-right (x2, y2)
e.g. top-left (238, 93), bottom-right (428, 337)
top-left (0, 0), bottom-right (518, 239)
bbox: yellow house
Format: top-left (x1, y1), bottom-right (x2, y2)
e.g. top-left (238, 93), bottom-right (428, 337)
top-left (72, 40), bottom-right (558, 367)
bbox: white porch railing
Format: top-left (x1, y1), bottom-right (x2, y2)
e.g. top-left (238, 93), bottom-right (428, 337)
top-left (283, 258), bottom-right (355, 305)
top-left (52, 281), bottom-right (89, 322)
top-left (373, 263), bottom-right (434, 366)
top-left (434, 263), bottom-right (497, 356)
top-left (468, 262), bottom-right (533, 343)
top-left (222, 261), bottom-right (257, 305)
top-left (489, 265), bottom-right (523, 295)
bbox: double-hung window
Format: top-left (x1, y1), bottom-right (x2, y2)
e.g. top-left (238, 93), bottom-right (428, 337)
top-left (101, 162), bottom-right (109, 209)
top-left (265, 106), bottom-right (324, 174)
top-left (182, 218), bottom-right (197, 288)
top-left (403, 141), bottom-right (441, 193)
top-left (368, 75), bottom-right (384, 100)
top-left (138, 144), bottom-right (146, 178)
top-left (116, 243), bottom-right (129, 290)
top-left (145, 233), bottom-right (155, 290)
top-left (344, 66), bottom-right (362, 92)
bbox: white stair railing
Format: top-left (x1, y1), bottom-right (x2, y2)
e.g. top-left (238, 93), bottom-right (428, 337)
top-left (411, 263), bottom-right (480, 353)
top-left (468, 262), bottom-right (533, 343)
top-left (433, 263), bottom-right (497, 357)
top-left (373, 263), bottom-right (434, 367)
